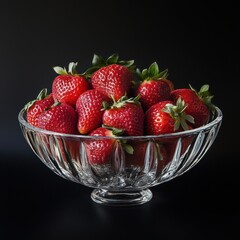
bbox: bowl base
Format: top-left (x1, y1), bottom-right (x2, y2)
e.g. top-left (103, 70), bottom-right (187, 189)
top-left (91, 188), bottom-right (153, 206)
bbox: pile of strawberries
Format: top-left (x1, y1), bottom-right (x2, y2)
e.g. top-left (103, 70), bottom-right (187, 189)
top-left (24, 53), bottom-right (215, 165)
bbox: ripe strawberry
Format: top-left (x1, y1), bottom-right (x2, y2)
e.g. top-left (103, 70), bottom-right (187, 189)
top-left (38, 102), bottom-right (78, 134)
top-left (76, 89), bottom-right (109, 134)
top-left (86, 54), bottom-right (135, 100)
top-left (25, 88), bottom-right (54, 127)
top-left (102, 95), bottom-right (144, 136)
top-left (163, 131), bottom-right (194, 164)
top-left (136, 62), bottom-right (173, 110)
top-left (125, 141), bottom-right (168, 174)
top-left (125, 141), bottom-right (147, 168)
top-left (52, 62), bottom-right (89, 106)
top-left (84, 127), bottom-right (119, 165)
top-left (145, 98), bottom-right (194, 135)
top-left (170, 84), bottom-right (215, 128)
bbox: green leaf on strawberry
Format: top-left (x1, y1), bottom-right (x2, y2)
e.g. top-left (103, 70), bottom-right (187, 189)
top-left (84, 53), bottom-right (135, 78)
top-left (136, 62), bottom-right (168, 81)
top-left (102, 94), bottom-right (141, 110)
top-left (92, 54), bottom-right (106, 67)
top-left (53, 62), bottom-right (78, 75)
top-left (163, 97), bottom-right (195, 131)
top-left (102, 124), bottom-right (124, 136)
top-left (102, 125), bottom-right (134, 154)
top-left (121, 141), bottom-right (134, 155)
top-left (106, 53), bottom-right (119, 65)
top-left (24, 88), bottom-right (48, 111)
top-left (189, 84), bottom-right (216, 112)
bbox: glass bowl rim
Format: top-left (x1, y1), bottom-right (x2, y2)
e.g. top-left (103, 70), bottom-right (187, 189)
top-left (18, 107), bottom-right (223, 140)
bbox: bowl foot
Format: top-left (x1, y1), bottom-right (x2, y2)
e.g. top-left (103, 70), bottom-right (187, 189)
top-left (91, 188), bottom-right (153, 206)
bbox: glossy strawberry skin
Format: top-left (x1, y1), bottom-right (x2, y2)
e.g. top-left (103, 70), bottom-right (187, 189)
top-left (145, 100), bottom-right (176, 135)
top-left (136, 80), bottom-right (171, 110)
top-left (52, 75), bottom-right (89, 106)
top-left (170, 89), bottom-right (209, 127)
top-left (26, 94), bottom-right (54, 127)
top-left (91, 64), bottom-right (133, 100)
top-left (38, 103), bottom-right (78, 134)
top-left (103, 103), bottom-right (144, 136)
top-left (76, 89), bottom-right (109, 134)
top-left (85, 127), bottom-right (115, 165)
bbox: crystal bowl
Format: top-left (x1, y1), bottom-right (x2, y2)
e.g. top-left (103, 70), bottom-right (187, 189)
top-left (18, 107), bottom-right (222, 206)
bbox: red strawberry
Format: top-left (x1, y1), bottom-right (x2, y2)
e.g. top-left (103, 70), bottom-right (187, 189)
top-left (102, 95), bottom-right (144, 136)
top-left (145, 98), bottom-right (194, 135)
top-left (52, 62), bottom-right (89, 106)
top-left (25, 88), bottom-right (54, 127)
top-left (84, 127), bottom-right (118, 165)
top-left (86, 54), bottom-right (135, 100)
top-left (136, 62), bottom-right (172, 110)
top-left (38, 102), bottom-right (78, 134)
top-left (125, 141), bottom-right (168, 174)
top-left (163, 129), bottom-right (194, 162)
top-left (125, 141), bottom-right (148, 168)
top-left (76, 89), bottom-right (109, 134)
top-left (170, 84), bottom-right (215, 128)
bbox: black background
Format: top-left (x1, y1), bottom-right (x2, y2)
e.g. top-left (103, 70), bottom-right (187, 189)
top-left (1, 1), bottom-right (239, 239)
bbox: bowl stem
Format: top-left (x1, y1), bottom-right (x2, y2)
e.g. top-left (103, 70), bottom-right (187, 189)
top-left (91, 188), bottom-right (153, 206)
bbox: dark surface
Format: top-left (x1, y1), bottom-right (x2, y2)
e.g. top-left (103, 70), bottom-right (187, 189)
top-left (1, 1), bottom-right (239, 239)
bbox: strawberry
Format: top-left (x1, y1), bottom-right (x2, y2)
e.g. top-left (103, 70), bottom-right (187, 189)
top-left (84, 127), bottom-right (120, 165)
top-left (135, 62), bottom-right (172, 110)
top-left (86, 54), bottom-right (135, 100)
top-left (38, 102), bottom-right (78, 134)
top-left (102, 95), bottom-right (144, 136)
top-left (125, 141), bottom-right (147, 169)
top-left (145, 98), bottom-right (194, 135)
top-left (125, 141), bottom-right (168, 174)
top-left (170, 84), bottom-right (215, 128)
top-left (25, 88), bottom-right (54, 127)
top-left (163, 131), bottom-right (194, 165)
top-left (76, 89), bottom-right (109, 134)
top-left (52, 62), bottom-right (89, 106)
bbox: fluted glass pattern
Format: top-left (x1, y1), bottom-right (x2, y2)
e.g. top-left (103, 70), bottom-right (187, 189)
top-left (18, 107), bottom-right (222, 194)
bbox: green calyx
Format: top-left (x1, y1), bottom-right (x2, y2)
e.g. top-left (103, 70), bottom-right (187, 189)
top-left (24, 88), bottom-right (48, 111)
top-left (136, 62), bottom-right (168, 81)
top-left (102, 124), bottom-right (124, 136)
top-left (83, 53), bottom-right (135, 78)
top-left (190, 84), bottom-right (215, 112)
top-left (163, 98), bottom-right (195, 131)
top-left (102, 124), bottom-right (134, 155)
top-left (102, 94), bottom-right (141, 110)
top-left (53, 62), bottom-right (78, 75)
